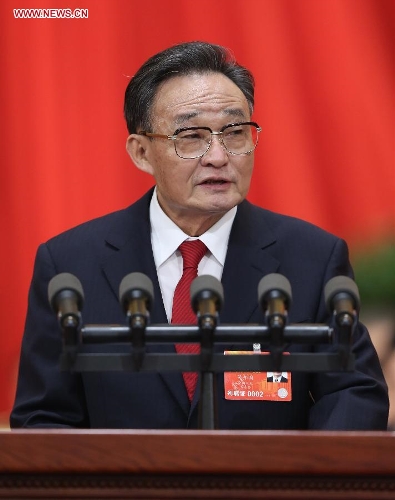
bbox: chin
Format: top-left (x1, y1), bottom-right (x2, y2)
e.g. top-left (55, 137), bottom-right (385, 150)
top-left (204, 194), bottom-right (243, 212)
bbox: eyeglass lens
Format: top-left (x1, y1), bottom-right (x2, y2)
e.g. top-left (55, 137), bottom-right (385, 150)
top-left (174, 124), bottom-right (259, 159)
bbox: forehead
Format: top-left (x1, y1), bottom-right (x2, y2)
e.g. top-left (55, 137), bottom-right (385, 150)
top-left (150, 72), bottom-right (250, 126)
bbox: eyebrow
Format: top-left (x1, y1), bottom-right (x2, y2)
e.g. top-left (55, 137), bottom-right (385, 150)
top-left (223, 108), bottom-right (247, 119)
top-left (174, 108), bottom-right (247, 126)
top-left (174, 112), bottom-right (199, 125)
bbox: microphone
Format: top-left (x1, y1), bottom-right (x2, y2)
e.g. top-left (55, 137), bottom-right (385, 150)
top-left (48, 273), bottom-right (84, 330)
top-left (191, 275), bottom-right (224, 329)
top-left (324, 276), bottom-right (360, 327)
top-left (119, 272), bottom-right (154, 329)
top-left (258, 273), bottom-right (292, 329)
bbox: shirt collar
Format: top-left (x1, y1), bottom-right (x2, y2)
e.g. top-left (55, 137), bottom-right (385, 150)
top-left (150, 188), bottom-right (237, 267)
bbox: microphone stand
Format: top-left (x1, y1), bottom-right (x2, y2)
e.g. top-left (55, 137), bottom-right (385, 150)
top-left (197, 312), bottom-right (217, 430)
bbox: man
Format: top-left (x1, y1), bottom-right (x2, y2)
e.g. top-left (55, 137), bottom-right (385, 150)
top-left (10, 41), bottom-right (388, 430)
top-left (267, 372), bottom-right (288, 383)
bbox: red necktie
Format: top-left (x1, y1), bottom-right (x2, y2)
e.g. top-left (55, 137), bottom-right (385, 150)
top-left (172, 240), bottom-right (207, 401)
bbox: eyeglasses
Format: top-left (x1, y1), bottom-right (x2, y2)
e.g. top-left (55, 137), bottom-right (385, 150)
top-left (137, 122), bottom-right (262, 159)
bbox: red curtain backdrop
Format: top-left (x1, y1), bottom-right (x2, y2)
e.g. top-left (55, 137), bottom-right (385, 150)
top-left (0, 0), bottom-right (394, 421)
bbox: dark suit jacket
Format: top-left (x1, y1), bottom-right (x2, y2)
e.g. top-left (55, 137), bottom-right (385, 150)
top-left (10, 189), bottom-right (389, 430)
top-left (267, 376), bottom-right (288, 383)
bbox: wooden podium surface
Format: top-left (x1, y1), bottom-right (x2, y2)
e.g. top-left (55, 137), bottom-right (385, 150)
top-left (1, 430), bottom-right (395, 499)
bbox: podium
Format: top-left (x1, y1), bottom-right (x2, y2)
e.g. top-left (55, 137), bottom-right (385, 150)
top-left (1, 430), bottom-right (394, 499)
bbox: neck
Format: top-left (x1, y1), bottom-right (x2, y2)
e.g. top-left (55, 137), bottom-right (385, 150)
top-left (156, 196), bottom-right (228, 236)
top-left (175, 213), bottom-right (225, 236)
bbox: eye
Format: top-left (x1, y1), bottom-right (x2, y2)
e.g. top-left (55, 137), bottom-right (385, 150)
top-left (224, 126), bottom-right (245, 137)
top-left (177, 130), bottom-right (205, 140)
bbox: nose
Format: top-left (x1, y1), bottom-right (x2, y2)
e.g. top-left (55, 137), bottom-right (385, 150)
top-left (200, 134), bottom-right (228, 167)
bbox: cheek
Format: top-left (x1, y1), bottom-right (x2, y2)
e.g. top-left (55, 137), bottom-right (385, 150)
top-left (154, 163), bottom-right (194, 200)
top-left (148, 147), bottom-right (175, 183)
top-left (236, 158), bottom-right (254, 185)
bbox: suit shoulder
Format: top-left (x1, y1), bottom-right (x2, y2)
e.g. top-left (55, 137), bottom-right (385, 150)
top-left (244, 201), bottom-right (342, 244)
top-left (45, 207), bottom-right (128, 247)
top-left (45, 190), bottom-right (153, 249)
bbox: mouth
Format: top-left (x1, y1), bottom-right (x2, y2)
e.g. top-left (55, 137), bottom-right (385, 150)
top-left (199, 179), bottom-right (229, 185)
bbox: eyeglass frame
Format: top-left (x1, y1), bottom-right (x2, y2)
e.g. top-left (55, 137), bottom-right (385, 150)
top-left (137, 121), bottom-right (262, 159)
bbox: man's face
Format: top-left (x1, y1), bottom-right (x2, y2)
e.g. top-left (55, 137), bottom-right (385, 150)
top-left (132, 72), bottom-right (255, 234)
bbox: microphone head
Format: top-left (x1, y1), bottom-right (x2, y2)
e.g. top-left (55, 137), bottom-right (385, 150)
top-left (258, 273), bottom-right (292, 309)
top-left (324, 276), bottom-right (360, 312)
top-left (190, 275), bottom-right (224, 313)
top-left (119, 272), bottom-right (154, 313)
top-left (48, 273), bottom-right (84, 311)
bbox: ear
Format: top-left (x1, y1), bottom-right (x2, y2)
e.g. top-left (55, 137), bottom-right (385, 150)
top-left (126, 134), bottom-right (155, 175)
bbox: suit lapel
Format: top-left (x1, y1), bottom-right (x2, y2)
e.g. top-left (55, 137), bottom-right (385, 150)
top-left (221, 200), bottom-right (280, 324)
top-left (100, 189), bottom-right (190, 416)
top-left (189, 202), bottom-right (281, 417)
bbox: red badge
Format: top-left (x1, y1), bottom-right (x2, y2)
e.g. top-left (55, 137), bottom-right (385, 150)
top-left (224, 351), bottom-right (292, 401)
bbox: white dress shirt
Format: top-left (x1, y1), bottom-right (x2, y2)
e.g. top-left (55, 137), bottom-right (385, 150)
top-left (150, 189), bottom-right (237, 322)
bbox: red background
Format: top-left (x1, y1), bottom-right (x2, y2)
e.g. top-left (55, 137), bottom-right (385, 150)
top-left (0, 0), bottom-right (394, 422)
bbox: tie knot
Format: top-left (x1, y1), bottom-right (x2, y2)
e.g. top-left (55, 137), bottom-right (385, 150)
top-left (179, 240), bottom-right (207, 270)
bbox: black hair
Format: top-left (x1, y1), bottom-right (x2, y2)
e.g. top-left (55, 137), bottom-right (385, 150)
top-left (124, 41), bottom-right (255, 134)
